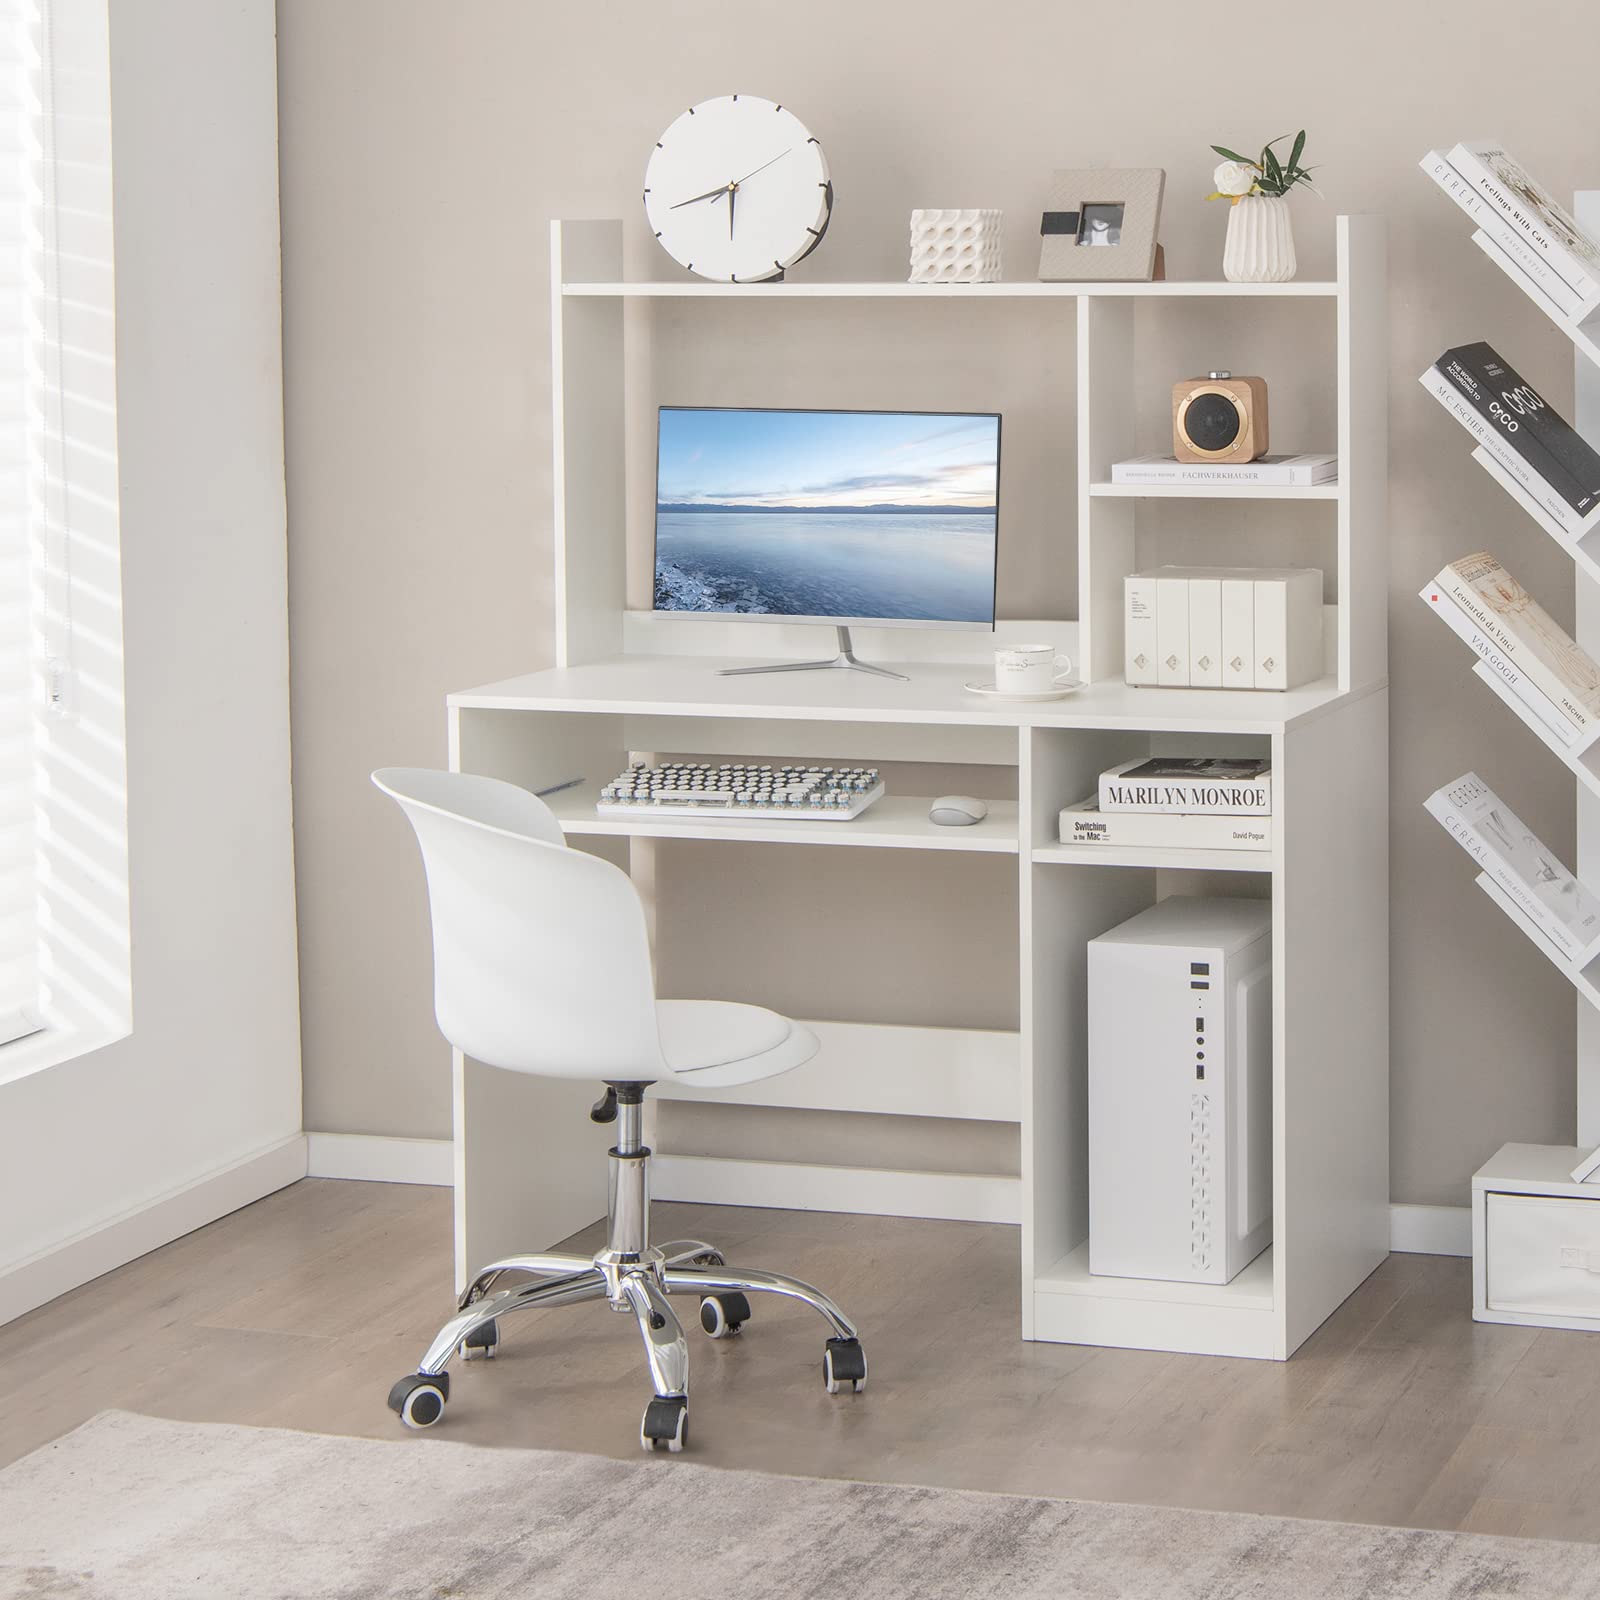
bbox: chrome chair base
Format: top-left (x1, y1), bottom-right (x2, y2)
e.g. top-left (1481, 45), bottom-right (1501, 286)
top-left (387, 1090), bottom-right (865, 1452)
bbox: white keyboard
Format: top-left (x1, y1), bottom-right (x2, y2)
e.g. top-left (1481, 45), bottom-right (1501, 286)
top-left (597, 762), bottom-right (885, 822)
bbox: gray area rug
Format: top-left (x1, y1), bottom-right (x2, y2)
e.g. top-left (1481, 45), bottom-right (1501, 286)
top-left (2, 1412), bottom-right (1599, 1599)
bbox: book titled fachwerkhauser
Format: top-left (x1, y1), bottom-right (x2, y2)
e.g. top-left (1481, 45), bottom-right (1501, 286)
top-left (1426, 771), bottom-right (1600, 964)
top-left (1097, 757), bottom-right (1271, 816)
top-left (1434, 552), bottom-right (1600, 735)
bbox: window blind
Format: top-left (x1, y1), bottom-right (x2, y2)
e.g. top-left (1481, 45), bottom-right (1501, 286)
top-left (1, 0), bottom-right (127, 1063)
top-left (0, 0), bottom-right (40, 1046)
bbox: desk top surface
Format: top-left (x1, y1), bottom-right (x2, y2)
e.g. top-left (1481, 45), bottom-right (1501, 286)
top-left (449, 655), bottom-right (1380, 735)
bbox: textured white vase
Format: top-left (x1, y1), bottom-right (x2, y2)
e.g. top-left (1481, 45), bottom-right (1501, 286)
top-left (909, 209), bottom-right (1002, 283)
top-left (1222, 195), bottom-right (1297, 283)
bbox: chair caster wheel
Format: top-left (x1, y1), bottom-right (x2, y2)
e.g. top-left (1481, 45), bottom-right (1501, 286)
top-left (641, 1394), bottom-right (688, 1453)
top-left (460, 1318), bottom-right (499, 1360)
top-left (387, 1372), bottom-right (450, 1429)
top-left (823, 1337), bottom-right (866, 1395)
top-left (699, 1293), bottom-right (750, 1339)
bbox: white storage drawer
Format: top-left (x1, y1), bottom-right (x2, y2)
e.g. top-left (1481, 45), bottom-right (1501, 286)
top-left (1485, 1191), bottom-right (1600, 1319)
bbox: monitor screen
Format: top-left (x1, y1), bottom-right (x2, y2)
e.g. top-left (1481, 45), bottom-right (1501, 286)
top-left (653, 407), bottom-right (1000, 629)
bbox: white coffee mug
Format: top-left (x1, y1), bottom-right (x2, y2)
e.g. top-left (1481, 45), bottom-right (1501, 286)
top-left (994, 643), bottom-right (1074, 694)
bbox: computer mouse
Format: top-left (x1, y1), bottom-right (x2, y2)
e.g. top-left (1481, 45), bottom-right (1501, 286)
top-left (929, 795), bottom-right (988, 827)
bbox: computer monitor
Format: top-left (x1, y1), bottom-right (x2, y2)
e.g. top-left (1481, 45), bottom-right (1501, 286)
top-left (653, 406), bottom-right (1000, 678)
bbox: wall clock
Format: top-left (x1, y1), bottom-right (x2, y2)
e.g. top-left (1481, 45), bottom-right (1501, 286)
top-left (644, 95), bottom-right (831, 283)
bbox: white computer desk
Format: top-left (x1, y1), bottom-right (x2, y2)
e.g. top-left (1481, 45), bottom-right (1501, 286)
top-left (444, 213), bottom-right (1390, 1360)
top-left (445, 647), bottom-right (1388, 1362)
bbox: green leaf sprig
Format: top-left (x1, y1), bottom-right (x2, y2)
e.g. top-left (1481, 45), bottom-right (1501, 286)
top-left (1208, 131), bottom-right (1319, 201)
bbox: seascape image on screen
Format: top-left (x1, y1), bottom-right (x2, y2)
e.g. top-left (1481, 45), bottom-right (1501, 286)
top-left (653, 408), bottom-right (1000, 627)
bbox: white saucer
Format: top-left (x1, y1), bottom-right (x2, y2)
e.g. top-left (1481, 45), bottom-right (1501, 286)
top-left (964, 678), bottom-right (1084, 703)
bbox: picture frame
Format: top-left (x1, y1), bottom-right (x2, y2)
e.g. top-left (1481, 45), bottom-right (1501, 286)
top-left (1038, 168), bottom-right (1165, 282)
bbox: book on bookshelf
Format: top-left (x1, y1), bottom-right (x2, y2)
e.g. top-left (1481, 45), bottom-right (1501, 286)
top-left (1426, 771), bottom-right (1600, 964)
top-left (1097, 757), bottom-right (1271, 816)
top-left (1420, 366), bottom-right (1599, 539)
top-left (1438, 342), bottom-right (1600, 518)
top-left (1419, 581), bottom-right (1581, 747)
top-left (1573, 1145), bottom-right (1600, 1184)
top-left (1446, 141), bottom-right (1600, 300)
top-left (1471, 229), bottom-right (1589, 325)
top-left (1470, 447), bottom-right (1594, 561)
top-left (1419, 150), bottom-right (1595, 320)
top-left (1109, 453), bottom-right (1338, 488)
top-left (1433, 552), bottom-right (1600, 735)
top-left (1059, 796), bottom-right (1271, 851)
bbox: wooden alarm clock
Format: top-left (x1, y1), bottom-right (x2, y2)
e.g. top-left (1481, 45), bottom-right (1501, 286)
top-left (1172, 371), bottom-right (1269, 463)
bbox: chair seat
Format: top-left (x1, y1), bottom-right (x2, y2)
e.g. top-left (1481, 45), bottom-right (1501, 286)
top-left (656, 1000), bottom-right (819, 1088)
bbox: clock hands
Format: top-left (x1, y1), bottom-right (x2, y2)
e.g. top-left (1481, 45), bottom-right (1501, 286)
top-left (668, 148), bottom-right (793, 225)
top-left (730, 148), bottom-right (791, 187)
top-left (669, 182), bottom-right (733, 210)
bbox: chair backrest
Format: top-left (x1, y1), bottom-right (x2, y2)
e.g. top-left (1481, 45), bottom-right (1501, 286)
top-left (372, 768), bottom-right (665, 1081)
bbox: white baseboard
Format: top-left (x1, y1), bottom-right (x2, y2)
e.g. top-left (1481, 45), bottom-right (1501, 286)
top-left (1388, 1202), bottom-right (1472, 1257)
top-left (295, 1133), bottom-right (1478, 1256)
top-left (305, 1131), bottom-right (455, 1186)
top-left (0, 1133), bottom-right (308, 1328)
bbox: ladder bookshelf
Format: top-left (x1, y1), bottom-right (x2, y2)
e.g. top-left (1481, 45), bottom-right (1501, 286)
top-left (441, 216), bottom-right (1390, 1361)
top-left (1423, 180), bottom-right (1600, 1331)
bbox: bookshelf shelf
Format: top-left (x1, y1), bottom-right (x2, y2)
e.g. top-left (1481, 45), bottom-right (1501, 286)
top-left (1468, 661), bottom-right (1600, 801)
top-left (1031, 841), bottom-right (1271, 872)
top-left (1470, 446), bottom-right (1600, 585)
top-left (1476, 873), bottom-right (1600, 1012)
top-left (1470, 228), bottom-right (1600, 370)
top-left (1088, 481), bottom-right (1338, 501)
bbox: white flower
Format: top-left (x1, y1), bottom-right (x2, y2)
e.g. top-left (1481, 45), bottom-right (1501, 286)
top-left (1213, 160), bottom-right (1257, 198)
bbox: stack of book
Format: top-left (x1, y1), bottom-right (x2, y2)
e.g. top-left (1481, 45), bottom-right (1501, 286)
top-left (1110, 453), bottom-right (1337, 489)
top-left (1426, 771), bottom-right (1600, 965)
top-left (1420, 340), bottom-right (1600, 544)
top-left (1421, 551), bottom-right (1600, 749)
top-left (1060, 756), bottom-right (1271, 852)
top-left (1421, 142), bottom-right (1600, 324)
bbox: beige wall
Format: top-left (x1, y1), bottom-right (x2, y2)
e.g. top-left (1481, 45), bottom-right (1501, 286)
top-left (278, 0), bottom-right (1598, 1207)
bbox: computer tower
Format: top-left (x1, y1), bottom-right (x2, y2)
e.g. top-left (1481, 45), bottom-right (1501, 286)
top-left (1088, 896), bottom-right (1272, 1285)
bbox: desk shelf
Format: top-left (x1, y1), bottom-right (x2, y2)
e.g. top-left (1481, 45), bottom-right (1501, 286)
top-left (562, 278), bottom-right (1339, 300)
top-left (1031, 841), bottom-right (1271, 872)
top-left (549, 783), bottom-right (1020, 853)
top-left (1087, 480), bottom-right (1338, 501)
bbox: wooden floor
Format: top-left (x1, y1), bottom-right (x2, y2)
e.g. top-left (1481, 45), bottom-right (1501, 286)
top-left (3, 1177), bottom-right (1599, 1542)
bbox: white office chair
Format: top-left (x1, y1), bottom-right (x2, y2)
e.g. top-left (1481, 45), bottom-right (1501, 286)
top-left (372, 767), bottom-right (865, 1453)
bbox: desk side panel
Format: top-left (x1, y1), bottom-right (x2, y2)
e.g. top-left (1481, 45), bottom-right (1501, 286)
top-left (1277, 686), bottom-right (1389, 1354)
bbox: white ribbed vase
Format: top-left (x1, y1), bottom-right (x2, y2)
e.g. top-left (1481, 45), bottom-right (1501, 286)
top-left (1222, 195), bottom-right (1297, 283)
top-left (908, 209), bottom-right (1002, 283)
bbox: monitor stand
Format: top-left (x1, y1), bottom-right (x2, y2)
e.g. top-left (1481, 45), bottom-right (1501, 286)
top-left (717, 626), bottom-right (909, 682)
